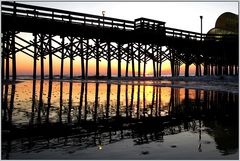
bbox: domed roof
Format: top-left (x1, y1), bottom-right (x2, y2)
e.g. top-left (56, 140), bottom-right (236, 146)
top-left (207, 27), bottom-right (236, 35)
top-left (215, 12), bottom-right (238, 33)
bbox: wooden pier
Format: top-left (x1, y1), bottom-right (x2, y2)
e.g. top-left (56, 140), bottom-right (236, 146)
top-left (1, 2), bottom-right (238, 80)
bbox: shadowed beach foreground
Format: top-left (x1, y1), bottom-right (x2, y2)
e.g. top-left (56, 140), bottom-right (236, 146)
top-left (1, 76), bottom-right (238, 159)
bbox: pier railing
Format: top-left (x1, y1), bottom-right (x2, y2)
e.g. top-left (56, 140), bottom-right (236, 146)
top-left (1, 1), bottom-right (135, 31)
top-left (2, 1), bottom-right (238, 41)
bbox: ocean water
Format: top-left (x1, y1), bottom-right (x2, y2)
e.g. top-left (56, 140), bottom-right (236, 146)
top-left (1, 80), bottom-right (238, 159)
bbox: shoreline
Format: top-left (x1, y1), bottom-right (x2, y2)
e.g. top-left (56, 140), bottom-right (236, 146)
top-left (2, 75), bottom-right (239, 93)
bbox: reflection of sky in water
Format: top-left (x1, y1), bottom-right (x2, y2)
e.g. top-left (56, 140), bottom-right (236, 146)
top-left (3, 80), bottom-right (201, 125)
top-left (1, 80), bottom-right (238, 159)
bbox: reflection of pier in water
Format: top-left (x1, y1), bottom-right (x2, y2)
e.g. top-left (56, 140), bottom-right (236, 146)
top-left (1, 81), bottom-right (238, 158)
top-left (2, 80), bottom-right (238, 124)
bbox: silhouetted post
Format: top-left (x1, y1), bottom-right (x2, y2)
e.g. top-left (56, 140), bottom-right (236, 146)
top-left (2, 34), bottom-right (6, 80)
top-left (130, 85), bottom-right (134, 118)
top-left (86, 39), bottom-right (89, 79)
top-left (96, 39), bottom-right (100, 79)
top-left (131, 43), bottom-right (135, 77)
top-left (46, 81), bottom-right (52, 122)
top-left (125, 44), bottom-right (129, 77)
top-left (223, 65), bottom-right (228, 75)
top-left (155, 87), bottom-right (159, 117)
top-left (143, 55), bottom-right (146, 77)
top-left (138, 43), bottom-right (141, 77)
top-left (68, 82), bottom-right (73, 123)
top-left (152, 45), bottom-right (156, 77)
top-left (38, 80), bottom-right (44, 121)
top-left (185, 62), bottom-right (189, 77)
top-left (170, 50), bottom-right (175, 77)
top-left (118, 43), bottom-right (121, 78)
top-left (153, 59), bottom-right (156, 77)
top-left (49, 35), bottom-right (53, 80)
top-left (196, 63), bottom-right (200, 76)
top-left (94, 83), bottom-right (99, 122)
top-left (31, 80), bottom-right (36, 114)
top-left (11, 32), bottom-right (16, 80)
top-left (136, 85), bottom-right (140, 119)
top-left (3, 84), bottom-right (9, 123)
top-left (210, 64), bottom-right (214, 76)
top-left (158, 87), bottom-right (161, 116)
top-left (116, 84), bottom-right (121, 117)
top-left (217, 64), bottom-right (222, 75)
top-left (230, 65), bottom-right (234, 75)
top-left (143, 85), bottom-right (146, 117)
top-left (6, 32), bottom-right (10, 80)
top-left (158, 46), bottom-right (162, 77)
top-left (151, 86), bottom-right (155, 117)
top-left (156, 46), bottom-right (159, 77)
top-left (12, 2), bottom-right (16, 80)
top-left (80, 38), bottom-right (85, 79)
top-left (70, 36), bottom-right (73, 79)
top-left (107, 42), bottom-right (111, 79)
top-left (79, 83), bottom-right (84, 122)
top-left (60, 36), bottom-right (64, 79)
top-left (106, 83), bottom-right (111, 118)
top-left (125, 84), bottom-right (129, 117)
top-left (9, 84), bottom-right (16, 123)
top-left (215, 65), bottom-right (218, 76)
top-left (40, 34), bottom-right (44, 80)
top-left (59, 82), bottom-right (63, 123)
top-left (203, 62), bottom-right (208, 76)
top-left (169, 88), bottom-right (174, 114)
top-left (33, 34), bottom-right (37, 79)
top-left (159, 62), bottom-right (162, 77)
top-left (84, 83), bottom-right (88, 120)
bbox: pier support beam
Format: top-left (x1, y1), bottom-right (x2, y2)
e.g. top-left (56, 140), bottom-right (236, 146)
top-left (203, 62), bottom-right (208, 76)
top-left (223, 65), bottom-right (228, 75)
top-left (49, 34), bottom-right (53, 80)
top-left (217, 64), bottom-right (223, 76)
top-left (196, 63), bottom-right (201, 76)
top-left (185, 62), bottom-right (189, 77)
top-left (33, 33), bottom-right (37, 79)
top-left (96, 39), bottom-right (100, 79)
top-left (210, 64), bottom-right (214, 76)
top-left (60, 36), bottom-right (64, 79)
top-left (125, 44), bottom-right (129, 77)
top-left (215, 65), bottom-right (218, 76)
top-left (1, 48), bottom-right (5, 80)
top-left (153, 59), bottom-right (156, 77)
top-left (138, 43), bottom-right (141, 77)
top-left (70, 36), bottom-right (73, 79)
top-left (86, 39), bottom-right (89, 79)
top-left (156, 46), bottom-right (159, 77)
top-left (143, 45), bottom-right (147, 77)
top-left (118, 43), bottom-right (121, 78)
top-left (11, 31), bottom-right (16, 80)
top-left (107, 42), bottom-right (111, 79)
top-left (40, 34), bottom-right (44, 80)
top-left (2, 33), bottom-right (6, 80)
top-left (80, 38), bottom-right (85, 79)
top-left (229, 65), bottom-right (234, 75)
top-left (131, 43), bottom-right (135, 77)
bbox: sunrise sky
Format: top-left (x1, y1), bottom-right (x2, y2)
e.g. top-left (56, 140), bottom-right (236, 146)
top-left (9, 1), bottom-right (239, 76)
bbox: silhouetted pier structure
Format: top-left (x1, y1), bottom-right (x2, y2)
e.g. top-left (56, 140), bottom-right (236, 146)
top-left (1, 2), bottom-right (238, 80)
